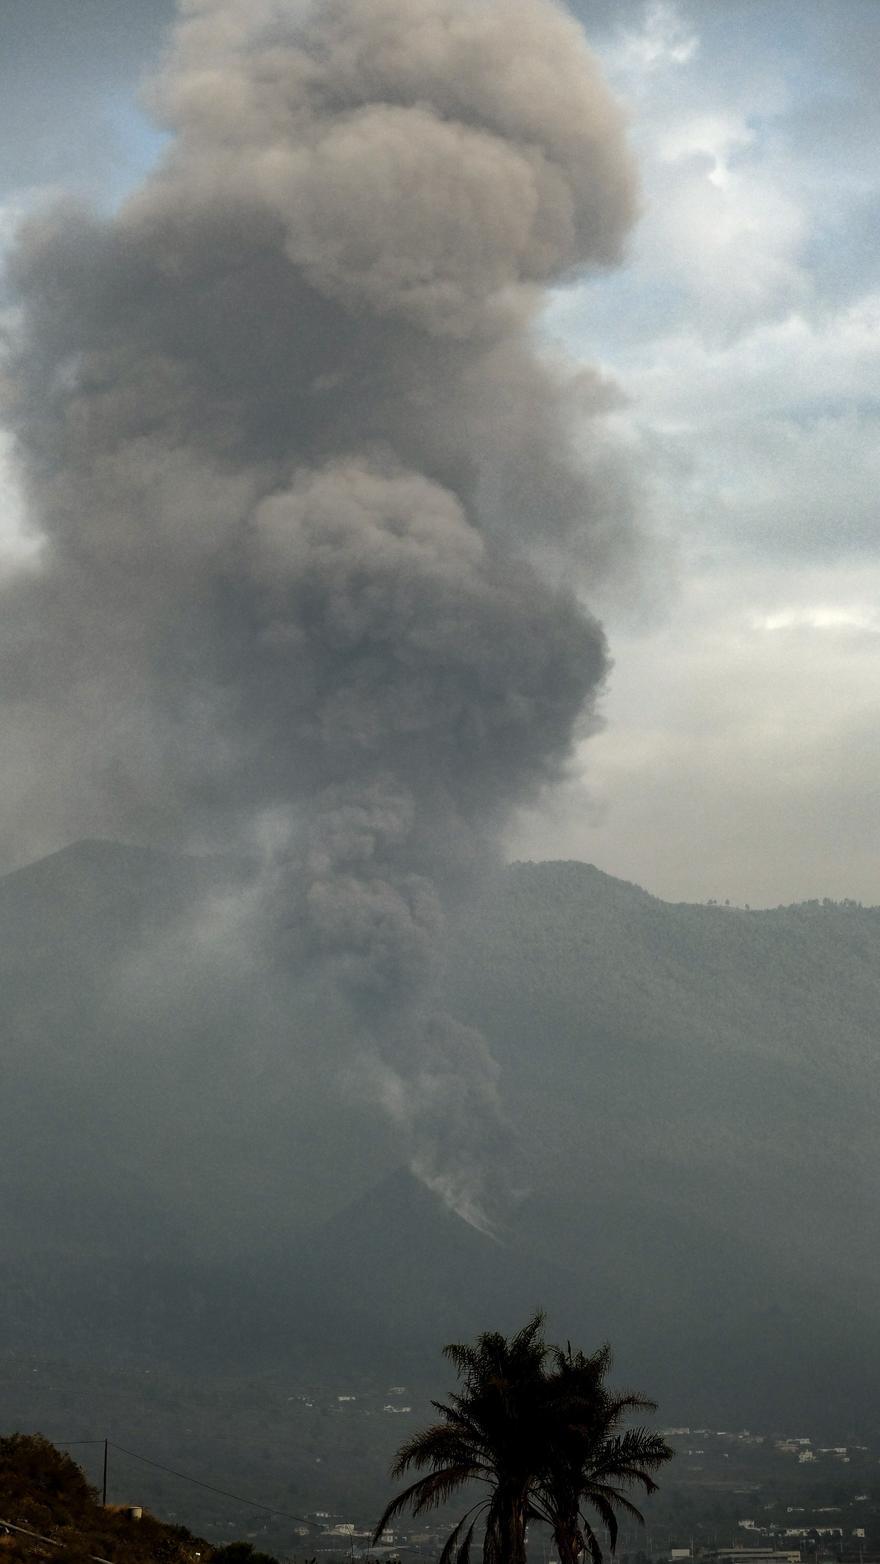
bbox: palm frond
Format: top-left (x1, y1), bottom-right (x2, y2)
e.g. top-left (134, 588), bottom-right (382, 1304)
top-left (372, 1464), bottom-right (477, 1539)
top-left (581, 1516), bottom-right (604, 1564)
top-left (590, 1429), bottom-right (673, 1485)
top-left (582, 1488), bottom-right (621, 1552)
top-left (451, 1515), bottom-right (482, 1564)
top-left (436, 1502), bottom-right (488, 1564)
top-left (607, 1392), bottom-right (658, 1417)
top-left (443, 1342), bottom-right (481, 1378)
top-left (409, 1465), bottom-right (483, 1514)
top-left (431, 1401), bottom-right (492, 1452)
top-left (457, 1518), bottom-right (480, 1564)
top-left (526, 1495), bottom-right (554, 1528)
top-left (390, 1424), bottom-right (484, 1477)
top-left (584, 1483), bottom-right (647, 1527)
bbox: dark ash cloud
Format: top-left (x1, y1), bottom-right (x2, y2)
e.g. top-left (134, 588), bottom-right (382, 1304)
top-left (1, 0), bottom-right (638, 1223)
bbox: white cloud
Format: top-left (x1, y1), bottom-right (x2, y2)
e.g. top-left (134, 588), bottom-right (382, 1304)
top-left (625, 293), bottom-right (880, 425)
top-left (509, 559), bottom-right (880, 906)
top-left (656, 110), bottom-right (754, 171)
top-left (600, 294), bottom-right (880, 561)
top-left (539, 3), bottom-right (880, 903)
top-left (643, 154), bottom-right (807, 332)
top-left (755, 605), bottom-right (880, 634)
top-left (603, 2), bottom-right (699, 80)
top-left (578, 4), bottom-right (825, 342)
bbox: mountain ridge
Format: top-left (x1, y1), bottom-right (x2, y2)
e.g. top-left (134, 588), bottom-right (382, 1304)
top-left (1, 840), bottom-right (879, 1430)
top-left (8, 836), bottom-right (878, 912)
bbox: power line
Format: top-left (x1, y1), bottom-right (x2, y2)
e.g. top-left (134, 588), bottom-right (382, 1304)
top-left (106, 1442), bottom-right (317, 1530)
top-left (0, 1514), bottom-right (115, 1564)
top-left (52, 1435), bottom-right (319, 1530)
top-left (53, 1440), bottom-right (108, 1505)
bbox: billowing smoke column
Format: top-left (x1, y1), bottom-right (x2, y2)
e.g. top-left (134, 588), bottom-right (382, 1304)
top-left (0, 0), bottom-right (638, 1225)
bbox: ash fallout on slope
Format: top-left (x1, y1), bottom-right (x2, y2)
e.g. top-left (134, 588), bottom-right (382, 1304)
top-left (0, 0), bottom-right (639, 1227)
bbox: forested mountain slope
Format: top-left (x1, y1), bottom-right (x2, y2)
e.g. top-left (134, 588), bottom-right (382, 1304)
top-left (2, 844), bottom-right (879, 1432)
top-left (443, 862), bottom-right (880, 1424)
top-left (451, 860), bottom-right (880, 1073)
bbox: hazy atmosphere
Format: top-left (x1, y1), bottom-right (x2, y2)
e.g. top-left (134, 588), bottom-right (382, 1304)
top-left (2, 0), bottom-right (879, 909)
top-left (1, 5), bottom-right (879, 1559)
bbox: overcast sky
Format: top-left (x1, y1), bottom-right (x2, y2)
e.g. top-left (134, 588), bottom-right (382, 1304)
top-left (1, 0), bottom-right (878, 908)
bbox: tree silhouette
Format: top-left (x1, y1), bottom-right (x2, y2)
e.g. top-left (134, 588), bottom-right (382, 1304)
top-left (531, 1342), bottom-right (673, 1564)
top-left (373, 1316), bottom-right (672, 1564)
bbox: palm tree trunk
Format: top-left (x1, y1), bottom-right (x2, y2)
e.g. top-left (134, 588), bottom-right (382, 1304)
top-left (553, 1526), bottom-right (582, 1564)
top-left (488, 1490), bottom-right (529, 1564)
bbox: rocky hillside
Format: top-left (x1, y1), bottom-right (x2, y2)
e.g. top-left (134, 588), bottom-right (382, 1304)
top-left (0, 1434), bottom-right (207, 1564)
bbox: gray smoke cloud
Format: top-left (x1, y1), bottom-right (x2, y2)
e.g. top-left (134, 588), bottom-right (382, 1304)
top-left (0, 0), bottom-right (638, 1224)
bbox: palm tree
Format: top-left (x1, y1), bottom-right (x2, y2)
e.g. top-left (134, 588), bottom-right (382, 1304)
top-left (373, 1314), bottom-right (549, 1564)
top-left (373, 1318), bottom-right (672, 1564)
top-left (529, 1343), bottom-right (673, 1564)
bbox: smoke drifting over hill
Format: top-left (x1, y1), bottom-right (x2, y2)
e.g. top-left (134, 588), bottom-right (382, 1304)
top-left (1, 0), bottom-right (638, 1222)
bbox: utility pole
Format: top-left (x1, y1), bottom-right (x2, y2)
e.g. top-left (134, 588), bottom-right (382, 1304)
top-left (102, 1440), bottom-right (109, 1508)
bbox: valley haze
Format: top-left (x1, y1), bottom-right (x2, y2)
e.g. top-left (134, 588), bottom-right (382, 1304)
top-left (1, 841), bottom-right (878, 1436)
top-left (0, 0), bottom-right (878, 1538)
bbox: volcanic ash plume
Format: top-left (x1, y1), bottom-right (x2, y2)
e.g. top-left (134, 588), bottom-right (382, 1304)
top-left (0, 0), bottom-right (638, 1223)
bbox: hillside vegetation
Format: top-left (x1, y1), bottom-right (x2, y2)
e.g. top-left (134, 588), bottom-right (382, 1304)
top-left (0, 1435), bottom-right (207, 1564)
top-left (1, 844), bottom-right (879, 1441)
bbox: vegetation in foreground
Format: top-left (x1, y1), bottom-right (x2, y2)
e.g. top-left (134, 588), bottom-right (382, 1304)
top-left (0, 1434), bottom-right (271, 1564)
top-left (1, 1318), bottom-right (671, 1564)
top-left (375, 1314), bottom-right (673, 1564)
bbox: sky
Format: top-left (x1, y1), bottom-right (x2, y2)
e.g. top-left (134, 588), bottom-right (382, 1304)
top-left (0, 0), bottom-right (878, 909)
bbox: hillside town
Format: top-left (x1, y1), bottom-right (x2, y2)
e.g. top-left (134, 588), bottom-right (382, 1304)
top-left (92, 1415), bottom-right (879, 1564)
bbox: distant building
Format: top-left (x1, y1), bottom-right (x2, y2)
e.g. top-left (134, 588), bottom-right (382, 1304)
top-left (784, 1532), bottom-right (842, 1542)
top-left (708, 1550), bottom-right (801, 1564)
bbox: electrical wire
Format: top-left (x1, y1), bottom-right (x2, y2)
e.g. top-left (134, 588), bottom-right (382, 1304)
top-left (106, 1443), bottom-right (317, 1530)
top-left (0, 1514), bottom-right (114, 1564)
